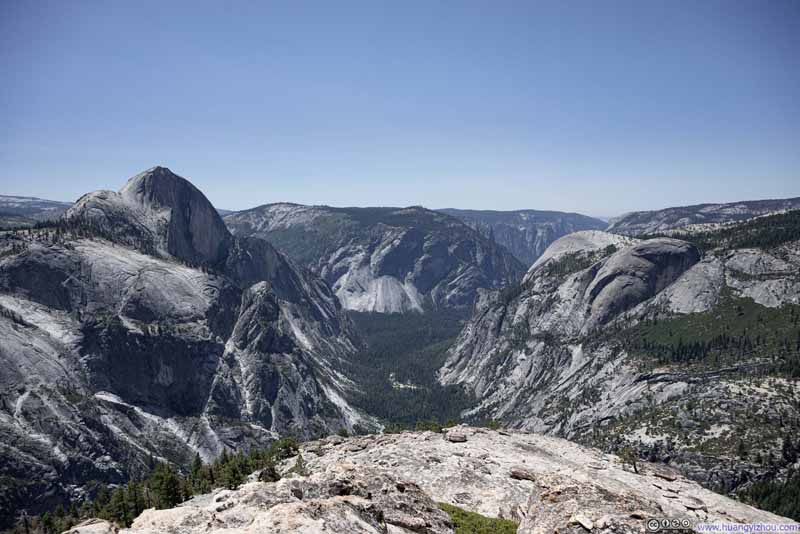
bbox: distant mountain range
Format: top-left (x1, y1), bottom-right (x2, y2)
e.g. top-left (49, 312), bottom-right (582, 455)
top-left (0, 194), bottom-right (72, 227)
top-left (439, 208), bottom-right (607, 265)
top-left (608, 197), bottom-right (800, 235)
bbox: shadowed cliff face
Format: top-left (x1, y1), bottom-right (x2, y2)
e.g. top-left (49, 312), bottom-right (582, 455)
top-left (120, 167), bottom-right (232, 265)
top-left (67, 166), bottom-right (232, 266)
top-left (584, 238), bottom-right (700, 327)
top-left (0, 167), bottom-right (374, 526)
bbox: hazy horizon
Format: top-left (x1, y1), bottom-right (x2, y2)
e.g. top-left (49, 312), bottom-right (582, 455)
top-left (2, 166), bottom-right (800, 221)
top-left (2, 1), bottom-right (798, 215)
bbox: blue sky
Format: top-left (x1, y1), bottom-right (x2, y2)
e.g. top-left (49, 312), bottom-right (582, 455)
top-left (1, 0), bottom-right (798, 216)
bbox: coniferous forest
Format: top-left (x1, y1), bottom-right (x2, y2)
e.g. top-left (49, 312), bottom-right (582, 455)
top-left (8, 439), bottom-right (300, 534)
top-left (345, 309), bottom-right (475, 428)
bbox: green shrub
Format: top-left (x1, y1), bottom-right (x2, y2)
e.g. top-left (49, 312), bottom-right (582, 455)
top-left (438, 503), bottom-right (519, 534)
top-left (415, 420), bottom-right (444, 433)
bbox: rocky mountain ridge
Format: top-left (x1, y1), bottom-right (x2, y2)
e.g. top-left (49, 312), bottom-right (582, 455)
top-left (0, 168), bottom-right (375, 526)
top-left (67, 427), bottom-right (793, 533)
top-left (223, 203), bottom-right (525, 313)
top-left (607, 197), bottom-right (800, 236)
top-left (440, 208), bottom-right (607, 266)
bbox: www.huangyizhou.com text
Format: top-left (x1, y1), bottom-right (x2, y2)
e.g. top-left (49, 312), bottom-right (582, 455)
top-left (695, 524), bottom-right (800, 533)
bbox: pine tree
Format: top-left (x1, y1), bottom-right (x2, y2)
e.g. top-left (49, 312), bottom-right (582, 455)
top-left (149, 463), bottom-right (182, 509)
top-left (783, 437), bottom-right (798, 464)
top-left (221, 459), bottom-right (244, 490)
top-left (619, 446), bottom-right (639, 474)
top-left (95, 486), bottom-right (110, 511)
top-left (126, 481), bottom-right (145, 519)
top-left (258, 458), bottom-right (280, 483)
top-left (737, 439), bottom-right (749, 459)
top-left (291, 452), bottom-right (308, 476)
top-left (79, 501), bottom-right (92, 519)
top-left (191, 452), bottom-right (203, 480)
top-left (107, 487), bottom-right (129, 526)
top-left (40, 512), bottom-right (55, 534)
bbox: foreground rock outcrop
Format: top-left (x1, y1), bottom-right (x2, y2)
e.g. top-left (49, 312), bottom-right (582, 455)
top-left (69, 428), bottom-right (793, 533)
